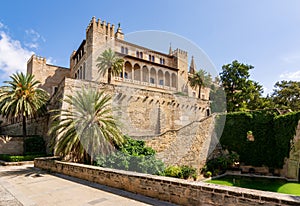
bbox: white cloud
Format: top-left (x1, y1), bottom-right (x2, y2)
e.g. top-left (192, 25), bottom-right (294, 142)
top-left (24, 29), bottom-right (45, 50)
top-left (0, 31), bottom-right (34, 79)
top-left (0, 22), bottom-right (3, 29)
top-left (279, 71), bottom-right (300, 81)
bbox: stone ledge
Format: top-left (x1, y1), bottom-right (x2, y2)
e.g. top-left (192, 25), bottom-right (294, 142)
top-left (0, 160), bottom-right (34, 166)
top-left (34, 157), bottom-right (300, 206)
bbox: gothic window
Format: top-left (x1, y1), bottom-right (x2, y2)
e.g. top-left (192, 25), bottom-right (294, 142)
top-left (149, 54), bottom-right (151, 61)
top-left (136, 51), bottom-right (139, 58)
top-left (139, 52), bottom-right (143, 58)
top-left (152, 55), bottom-right (155, 62)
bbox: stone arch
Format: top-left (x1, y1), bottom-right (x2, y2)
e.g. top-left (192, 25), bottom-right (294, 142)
top-left (158, 69), bottom-right (164, 86)
top-left (171, 73), bottom-right (177, 88)
top-left (165, 71), bottom-right (170, 86)
top-left (124, 61), bottom-right (132, 79)
top-left (150, 67), bottom-right (156, 84)
top-left (142, 66), bottom-right (149, 82)
top-left (133, 64), bottom-right (141, 81)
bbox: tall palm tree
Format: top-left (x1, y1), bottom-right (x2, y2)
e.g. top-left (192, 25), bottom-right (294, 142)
top-left (96, 48), bottom-right (124, 84)
top-left (49, 87), bottom-right (124, 164)
top-left (0, 72), bottom-right (49, 137)
top-left (188, 69), bottom-right (212, 99)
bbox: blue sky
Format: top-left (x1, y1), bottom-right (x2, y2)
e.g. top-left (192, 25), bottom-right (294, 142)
top-left (1, 0), bottom-right (300, 95)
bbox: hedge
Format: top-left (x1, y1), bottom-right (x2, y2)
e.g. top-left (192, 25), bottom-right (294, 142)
top-left (218, 110), bottom-right (300, 168)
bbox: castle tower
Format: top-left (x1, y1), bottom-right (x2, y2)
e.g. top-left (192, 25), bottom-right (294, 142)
top-left (189, 56), bottom-right (196, 74)
top-left (173, 49), bottom-right (188, 92)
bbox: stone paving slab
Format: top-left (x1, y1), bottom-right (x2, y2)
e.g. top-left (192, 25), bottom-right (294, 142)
top-left (0, 165), bottom-right (177, 206)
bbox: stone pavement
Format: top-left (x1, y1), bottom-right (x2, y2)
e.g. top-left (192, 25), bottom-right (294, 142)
top-left (0, 165), bottom-right (177, 206)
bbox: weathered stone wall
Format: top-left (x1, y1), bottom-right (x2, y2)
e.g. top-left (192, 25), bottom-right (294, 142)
top-left (143, 115), bottom-right (218, 172)
top-left (56, 78), bottom-right (210, 137)
top-left (34, 157), bottom-right (300, 206)
top-left (0, 116), bottom-right (50, 153)
top-left (282, 120), bottom-right (300, 180)
top-left (0, 136), bottom-right (24, 155)
top-left (27, 55), bottom-right (70, 96)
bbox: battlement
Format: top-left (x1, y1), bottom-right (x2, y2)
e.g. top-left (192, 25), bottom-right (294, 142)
top-left (86, 16), bottom-right (116, 38)
top-left (173, 48), bottom-right (188, 59)
top-left (27, 54), bottom-right (46, 65)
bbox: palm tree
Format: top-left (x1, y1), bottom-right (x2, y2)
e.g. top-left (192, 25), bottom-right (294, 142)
top-left (96, 48), bottom-right (124, 84)
top-left (0, 72), bottom-right (49, 137)
top-left (49, 87), bottom-right (124, 164)
top-left (188, 69), bottom-right (212, 99)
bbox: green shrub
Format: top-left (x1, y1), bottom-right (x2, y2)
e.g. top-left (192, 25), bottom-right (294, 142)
top-left (163, 165), bottom-right (197, 179)
top-left (94, 135), bottom-right (165, 175)
top-left (204, 171), bottom-right (212, 178)
top-left (24, 136), bottom-right (46, 155)
top-left (0, 154), bottom-right (46, 162)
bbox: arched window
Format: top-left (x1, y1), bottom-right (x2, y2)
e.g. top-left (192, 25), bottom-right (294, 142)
top-left (140, 52), bottom-right (143, 59)
top-left (136, 51), bottom-right (139, 58)
top-left (142, 66), bottom-right (149, 83)
top-left (124, 61), bottom-right (132, 79)
top-left (171, 73), bottom-right (177, 88)
top-left (158, 70), bottom-right (163, 85)
top-left (152, 55), bottom-right (155, 62)
top-left (125, 47), bottom-right (128, 54)
top-left (134, 64), bottom-right (141, 81)
top-left (165, 71), bottom-right (170, 86)
top-left (150, 67), bottom-right (156, 84)
top-left (149, 54), bottom-right (151, 61)
top-left (121, 46), bottom-right (124, 53)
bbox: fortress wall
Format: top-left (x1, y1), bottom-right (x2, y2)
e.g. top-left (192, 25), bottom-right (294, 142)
top-left (35, 157), bottom-right (300, 206)
top-left (60, 78), bottom-right (210, 137)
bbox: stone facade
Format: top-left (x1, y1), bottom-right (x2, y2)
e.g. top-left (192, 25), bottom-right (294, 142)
top-left (34, 157), bottom-right (300, 206)
top-left (0, 136), bottom-right (24, 155)
top-left (282, 120), bottom-right (300, 180)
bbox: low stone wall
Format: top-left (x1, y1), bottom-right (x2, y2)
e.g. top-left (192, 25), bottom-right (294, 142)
top-left (34, 157), bottom-right (300, 206)
top-left (0, 136), bottom-right (24, 155)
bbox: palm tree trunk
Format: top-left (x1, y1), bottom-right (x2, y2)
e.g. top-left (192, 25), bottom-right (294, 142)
top-left (22, 115), bottom-right (27, 137)
top-left (198, 85), bottom-right (202, 99)
top-left (108, 68), bottom-right (112, 84)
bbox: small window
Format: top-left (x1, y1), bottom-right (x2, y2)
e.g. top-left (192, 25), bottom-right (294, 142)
top-left (53, 86), bottom-right (58, 94)
top-left (152, 56), bottom-right (155, 62)
top-left (149, 54), bottom-right (151, 61)
top-left (125, 47), bottom-right (128, 54)
top-left (150, 77), bottom-right (155, 84)
top-left (159, 80), bottom-right (164, 85)
top-left (136, 51), bottom-right (139, 58)
top-left (140, 52), bottom-right (143, 58)
top-left (163, 59), bottom-right (165, 64)
top-left (121, 46), bottom-right (124, 53)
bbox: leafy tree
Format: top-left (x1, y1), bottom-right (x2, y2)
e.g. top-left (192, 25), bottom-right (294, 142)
top-left (272, 80), bottom-right (300, 111)
top-left (0, 72), bottom-right (49, 137)
top-left (49, 87), bottom-right (124, 164)
top-left (188, 69), bottom-right (212, 99)
top-left (219, 60), bottom-right (263, 112)
top-left (96, 48), bottom-right (124, 84)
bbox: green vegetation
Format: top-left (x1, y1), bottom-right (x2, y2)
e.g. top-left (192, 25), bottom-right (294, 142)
top-left (96, 48), bottom-right (124, 84)
top-left (202, 152), bottom-right (239, 176)
top-left (49, 87), bottom-right (124, 164)
top-left (207, 175), bottom-right (300, 196)
top-left (162, 165), bottom-right (197, 180)
top-left (188, 69), bottom-right (212, 99)
top-left (0, 154), bottom-right (46, 162)
top-left (24, 136), bottom-right (46, 155)
top-left (0, 72), bottom-right (49, 137)
top-left (216, 110), bottom-right (300, 168)
top-left (95, 135), bottom-right (165, 175)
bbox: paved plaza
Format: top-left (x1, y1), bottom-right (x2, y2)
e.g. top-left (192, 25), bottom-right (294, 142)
top-left (0, 165), bottom-right (177, 206)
